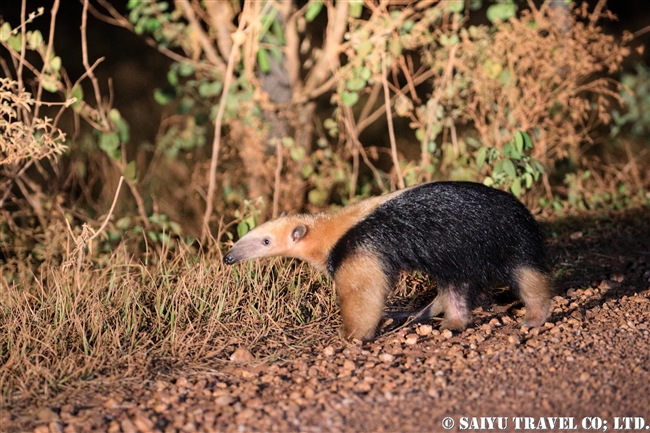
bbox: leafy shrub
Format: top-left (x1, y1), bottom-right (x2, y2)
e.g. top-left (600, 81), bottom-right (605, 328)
top-left (108, 0), bottom-right (631, 230)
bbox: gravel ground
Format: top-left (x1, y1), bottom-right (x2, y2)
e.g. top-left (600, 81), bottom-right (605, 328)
top-left (5, 207), bottom-right (650, 432)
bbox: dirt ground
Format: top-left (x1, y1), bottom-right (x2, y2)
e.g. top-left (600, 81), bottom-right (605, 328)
top-left (4, 206), bottom-right (650, 432)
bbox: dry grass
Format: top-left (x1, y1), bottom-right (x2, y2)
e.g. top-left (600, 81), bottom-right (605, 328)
top-left (0, 238), bottom-right (339, 405)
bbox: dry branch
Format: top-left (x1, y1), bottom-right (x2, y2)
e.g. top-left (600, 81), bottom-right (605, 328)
top-left (382, 52), bottom-right (405, 190)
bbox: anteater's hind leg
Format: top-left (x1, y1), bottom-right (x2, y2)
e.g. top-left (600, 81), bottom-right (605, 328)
top-left (427, 284), bottom-right (471, 331)
top-left (334, 252), bottom-right (391, 340)
top-left (514, 266), bottom-right (554, 327)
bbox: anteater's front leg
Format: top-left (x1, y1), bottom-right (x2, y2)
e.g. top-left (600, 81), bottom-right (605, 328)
top-left (334, 252), bottom-right (391, 340)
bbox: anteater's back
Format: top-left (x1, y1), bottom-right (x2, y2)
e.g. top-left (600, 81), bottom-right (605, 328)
top-left (328, 181), bottom-right (546, 291)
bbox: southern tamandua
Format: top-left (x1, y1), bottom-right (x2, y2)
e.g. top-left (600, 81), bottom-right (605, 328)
top-left (223, 181), bottom-right (554, 340)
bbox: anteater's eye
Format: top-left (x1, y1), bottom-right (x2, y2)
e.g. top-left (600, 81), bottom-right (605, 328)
top-left (263, 238), bottom-right (270, 246)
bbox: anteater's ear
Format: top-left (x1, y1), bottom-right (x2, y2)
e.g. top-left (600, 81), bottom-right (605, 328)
top-left (280, 212), bottom-right (287, 217)
top-left (291, 225), bottom-right (307, 242)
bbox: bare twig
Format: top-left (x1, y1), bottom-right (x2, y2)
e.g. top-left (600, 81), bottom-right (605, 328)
top-left (126, 177), bottom-right (151, 231)
top-left (87, 0), bottom-right (125, 27)
top-left (200, 12), bottom-right (248, 244)
top-left (33, 0), bottom-right (60, 121)
top-left (204, 0), bottom-right (235, 62)
top-left (17, 0), bottom-right (27, 100)
top-left (342, 106), bottom-right (386, 193)
top-left (633, 24), bottom-right (650, 39)
top-left (284, 3), bottom-right (308, 95)
top-left (589, 0), bottom-right (607, 27)
top-left (87, 176), bottom-right (124, 245)
top-left (419, 44), bottom-right (457, 178)
top-left (358, 83), bottom-right (382, 128)
top-left (303, 1), bottom-right (349, 94)
top-left (272, 140), bottom-right (283, 219)
top-left (382, 53), bottom-right (404, 190)
top-left (357, 67), bottom-right (438, 134)
top-left (81, 0), bottom-right (108, 130)
top-left (176, 0), bottom-right (226, 70)
top-left (343, 107), bottom-right (359, 201)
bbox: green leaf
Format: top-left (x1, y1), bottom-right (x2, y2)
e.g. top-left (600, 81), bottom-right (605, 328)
top-left (341, 91), bottom-right (359, 107)
top-left (109, 108), bottom-right (122, 123)
top-left (257, 48), bottom-right (270, 73)
top-left (41, 75), bottom-right (58, 93)
top-left (350, 0), bottom-right (363, 18)
top-left (290, 147), bottom-right (305, 162)
top-left (116, 217), bottom-right (131, 230)
top-left (447, 0), bottom-right (464, 13)
top-left (27, 30), bottom-right (43, 49)
top-left (99, 133), bottom-right (119, 151)
top-left (108, 109), bottom-right (130, 143)
top-left (510, 179), bottom-right (522, 196)
top-left (305, 1), bottom-right (323, 22)
top-left (486, 2), bottom-right (517, 23)
top-left (401, 20), bottom-right (415, 33)
top-left (308, 188), bottom-right (327, 206)
top-left (356, 41), bottom-right (373, 59)
top-left (198, 80), bottom-right (223, 97)
top-left (154, 88), bottom-right (174, 105)
top-left (323, 118), bottom-right (337, 131)
top-left (476, 146), bottom-right (488, 168)
top-left (301, 165), bottom-right (314, 179)
top-left (177, 63), bottom-right (195, 77)
top-left (524, 172), bottom-right (533, 189)
top-left (144, 17), bottom-right (162, 32)
top-left (0, 22), bottom-right (12, 42)
top-left (502, 159), bottom-right (517, 179)
top-left (469, 0), bottom-right (483, 11)
top-left (359, 66), bottom-right (371, 81)
top-left (503, 159), bottom-right (517, 179)
top-left (514, 131), bottom-right (524, 153)
top-left (99, 133), bottom-right (120, 160)
top-left (167, 69), bottom-right (178, 86)
top-left (148, 231), bottom-right (158, 243)
top-left (116, 118), bottom-right (130, 144)
top-left (8, 35), bottom-right (22, 52)
top-left (522, 131), bottom-right (533, 150)
top-left (505, 143), bottom-right (521, 160)
top-left (483, 176), bottom-right (494, 186)
top-left (178, 96), bottom-right (194, 114)
top-left (346, 78), bottom-right (366, 91)
top-left (169, 221), bottom-right (182, 235)
top-left (123, 161), bottom-right (137, 181)
top-left (333, 168), bottom-right (346, 182)
top-left (259, 8), bottom-right (278, 41)
top-left (237, 221), bottom-right (250, 238)
top-left (69, 85), bottom-right (84, 112)
top-left (49, 56), bottom-right (62, 74)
